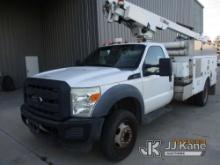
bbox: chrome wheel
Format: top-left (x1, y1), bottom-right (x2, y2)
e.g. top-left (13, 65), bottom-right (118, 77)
top-left (114, 122), bottom-right (133, 149)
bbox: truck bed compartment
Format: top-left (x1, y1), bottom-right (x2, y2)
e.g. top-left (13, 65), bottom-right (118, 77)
top-left (163, 40), bottom-right (217, 101)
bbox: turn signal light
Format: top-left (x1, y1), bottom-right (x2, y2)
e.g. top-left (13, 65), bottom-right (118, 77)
top-left (118, 0), bottom-right (125, 6)
top-left (89, 93), bottom-right (101, 103)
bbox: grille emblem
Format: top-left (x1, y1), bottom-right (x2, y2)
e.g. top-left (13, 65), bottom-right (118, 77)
top-left (31, 96), bottom-right (44, 103)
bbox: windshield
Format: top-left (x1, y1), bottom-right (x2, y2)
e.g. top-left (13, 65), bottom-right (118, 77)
top-left (82, 44), bottom-right (146, 69)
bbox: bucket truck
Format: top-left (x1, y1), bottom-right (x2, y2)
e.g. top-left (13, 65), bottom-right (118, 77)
top-left (20, 0), bottom-right (217, 162)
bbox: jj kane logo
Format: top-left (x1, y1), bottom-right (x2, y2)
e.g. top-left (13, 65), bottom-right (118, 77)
top-left (139, 140), bottom-right (161, 157)
top-left (139, 138), bottom-right (207, 157)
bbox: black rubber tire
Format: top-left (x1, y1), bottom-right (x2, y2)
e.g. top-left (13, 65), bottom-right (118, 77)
top-left (194, 80), bottom-right (209, 106)
top-left (101, 109), bottom-right (138, 162)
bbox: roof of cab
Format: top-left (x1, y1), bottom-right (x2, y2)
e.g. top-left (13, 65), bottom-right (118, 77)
top-left (100, 42), bottom-right (164, 48)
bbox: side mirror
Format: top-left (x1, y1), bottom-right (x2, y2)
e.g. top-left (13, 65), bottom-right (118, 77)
top-left (159, 58), bottom-right (172, 77)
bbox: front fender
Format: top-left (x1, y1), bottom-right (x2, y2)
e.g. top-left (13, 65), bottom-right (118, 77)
top-left (92, 84), bottom-right (145, 122)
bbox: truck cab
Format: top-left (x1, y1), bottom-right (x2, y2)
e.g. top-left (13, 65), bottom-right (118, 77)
top-left (21, 42), bottom-right (173, 161)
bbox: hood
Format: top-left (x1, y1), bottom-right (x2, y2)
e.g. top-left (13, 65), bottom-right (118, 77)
top-left (34, 66), bottom-right (134, 87)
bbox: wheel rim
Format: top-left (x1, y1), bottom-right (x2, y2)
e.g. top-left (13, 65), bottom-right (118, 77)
top-left (114, 122), bottom-right (133, 149)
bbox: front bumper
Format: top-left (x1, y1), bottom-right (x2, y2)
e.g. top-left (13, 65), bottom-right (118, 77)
top-left (21, 105), bottom-right (105, 143)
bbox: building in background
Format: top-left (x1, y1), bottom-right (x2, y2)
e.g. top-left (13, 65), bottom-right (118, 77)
top-left (214, 36), bottom-right (220, 54)
top-left (0, 0), bottom-right (203, 88)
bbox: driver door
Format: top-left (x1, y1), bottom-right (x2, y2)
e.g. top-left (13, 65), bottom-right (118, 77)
top-left (142, 46), bottom-right (173, 114)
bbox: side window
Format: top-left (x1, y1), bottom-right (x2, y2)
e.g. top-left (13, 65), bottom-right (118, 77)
top-left (143, 46), bottom-right (165, 76)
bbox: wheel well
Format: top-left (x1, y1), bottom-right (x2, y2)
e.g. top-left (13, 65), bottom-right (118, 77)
top-left (108, 97), bottom-right (142, 123)
top-left (206, 77), bottom-right (210, 87)
top-left (206, 77), bottom-right (216, 95)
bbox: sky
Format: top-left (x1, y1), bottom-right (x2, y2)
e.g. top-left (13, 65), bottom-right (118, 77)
top-left (198, 0), bottom-right (220, 40)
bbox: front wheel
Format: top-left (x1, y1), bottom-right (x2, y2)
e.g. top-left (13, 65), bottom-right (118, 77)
top-left (101, 109), bottom-right (138, 162)
top-left (194, 80), bottom-right (209, 106)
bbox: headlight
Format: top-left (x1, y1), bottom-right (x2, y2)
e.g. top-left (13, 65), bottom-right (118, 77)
top-left (71, 87), bottom-right (101, 117)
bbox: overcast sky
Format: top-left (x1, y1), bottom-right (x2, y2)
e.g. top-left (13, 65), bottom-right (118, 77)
top-left (198, 0), bottom-right (220, 40)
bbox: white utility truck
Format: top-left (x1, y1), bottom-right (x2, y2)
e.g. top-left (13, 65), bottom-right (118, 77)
top-left (21, 0), bottom-right (217, 162)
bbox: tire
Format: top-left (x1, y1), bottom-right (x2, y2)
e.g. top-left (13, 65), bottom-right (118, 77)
top-left (194, 80), bottom-right (209, 106)
top-left (101, 109), bottom-right (138, 162)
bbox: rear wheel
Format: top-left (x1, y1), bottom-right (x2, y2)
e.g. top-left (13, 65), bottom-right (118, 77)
top-left (101, 109), bottom-right (138, 162)
top-left (194, 80), bottom-right (209, 106)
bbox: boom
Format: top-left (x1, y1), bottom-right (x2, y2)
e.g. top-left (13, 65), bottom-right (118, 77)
top-left (103, 0), bottom-right (204, 41)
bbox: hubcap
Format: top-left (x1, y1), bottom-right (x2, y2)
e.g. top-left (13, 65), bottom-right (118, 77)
top-left (114, 122), bottom-right (133, 148)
